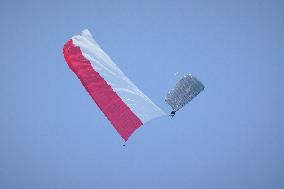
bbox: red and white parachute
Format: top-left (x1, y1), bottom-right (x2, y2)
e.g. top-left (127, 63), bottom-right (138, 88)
top-left (63, 29), bottom-right (165, 141)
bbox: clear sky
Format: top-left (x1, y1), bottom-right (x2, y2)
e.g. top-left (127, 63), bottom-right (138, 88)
top-left (1, 0), bottom-right (283, 188)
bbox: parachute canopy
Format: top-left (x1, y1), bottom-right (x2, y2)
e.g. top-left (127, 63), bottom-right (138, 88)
top-left (165, 74), bottom-right (204, 112)
top-left (63, 29), bottom-right (165, 141)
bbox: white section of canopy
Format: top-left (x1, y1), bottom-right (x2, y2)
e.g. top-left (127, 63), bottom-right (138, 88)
top-left (72, 29), bottom-right (166, 123)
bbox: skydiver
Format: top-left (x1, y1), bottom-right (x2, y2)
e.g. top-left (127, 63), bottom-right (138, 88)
top-left (170, 111), bottom-right (176, 119)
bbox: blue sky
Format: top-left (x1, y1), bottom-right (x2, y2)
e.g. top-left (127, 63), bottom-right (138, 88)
top-left (1, 0), bottom-right (283, 188)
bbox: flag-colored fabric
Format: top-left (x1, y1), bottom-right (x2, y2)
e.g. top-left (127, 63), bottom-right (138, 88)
top-left (63, 29), bottom-right (165, 141)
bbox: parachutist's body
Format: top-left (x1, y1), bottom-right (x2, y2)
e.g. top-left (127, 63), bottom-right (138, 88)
top-left (170, 111), bottom-right (176, 119)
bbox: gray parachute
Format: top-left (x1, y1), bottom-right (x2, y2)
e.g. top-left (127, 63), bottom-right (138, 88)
top-left (165, 74), bottom-right (205, 112)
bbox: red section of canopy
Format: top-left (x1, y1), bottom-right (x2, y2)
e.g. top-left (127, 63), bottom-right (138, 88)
top-left (63, 40), bottom-right (142, 141)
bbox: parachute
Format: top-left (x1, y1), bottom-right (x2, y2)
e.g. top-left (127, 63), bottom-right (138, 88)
top-left (63, 29), bottom-right (165, 141)
top-left (165, 74), bottom-right (204, 115)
